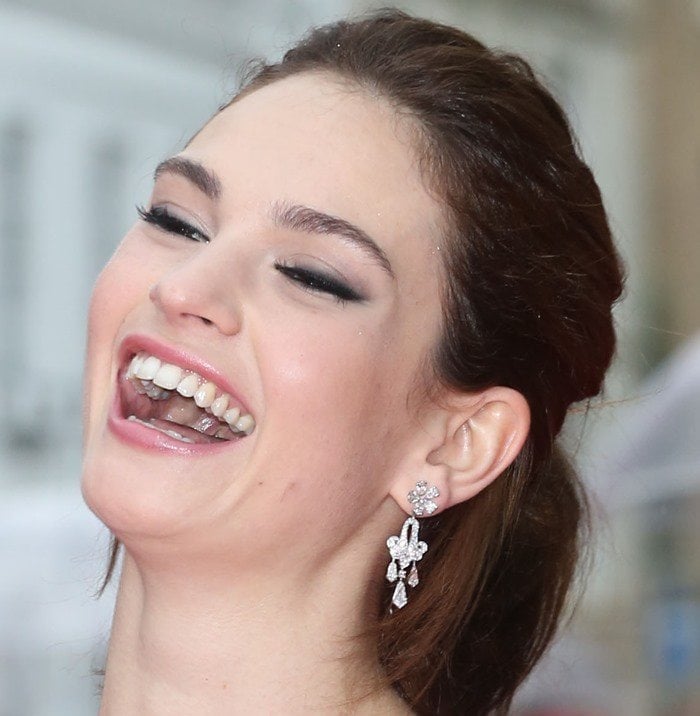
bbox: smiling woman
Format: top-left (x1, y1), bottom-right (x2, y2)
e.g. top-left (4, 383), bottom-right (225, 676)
top-left (81, 9), bottom-right (623, 716)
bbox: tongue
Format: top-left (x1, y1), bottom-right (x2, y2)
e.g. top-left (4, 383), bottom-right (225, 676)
top-left (122, 376), bottom-right (230, 441)
top-left (154, 393), bottom-right (209, 426)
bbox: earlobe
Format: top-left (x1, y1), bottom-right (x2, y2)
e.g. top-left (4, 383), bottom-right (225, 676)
top-left (426, 388), bottom-right (530, 509)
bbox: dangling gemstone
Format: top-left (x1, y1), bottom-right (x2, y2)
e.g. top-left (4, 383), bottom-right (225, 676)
top-left (386, 560), bottom-right (398, 582)
top-left (407, 563), bottom-right (419, 588)
top-left (392, 580), bottom-right (408, 609)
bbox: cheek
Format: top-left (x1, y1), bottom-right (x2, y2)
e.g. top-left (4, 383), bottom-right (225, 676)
top-left (87, 234), bottom-right (160, 344)
top-left (264, 321), bottom-right (384, 422)
top-left (254, 316), bottom-right (408, 491)
top-left (84, 239), bottom-right (153, 417)
top-left (87, 261), bottom-right (121, 354)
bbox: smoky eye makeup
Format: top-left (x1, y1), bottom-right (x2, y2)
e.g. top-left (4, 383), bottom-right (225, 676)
top-left (274, 260), bottom-right (366, 305)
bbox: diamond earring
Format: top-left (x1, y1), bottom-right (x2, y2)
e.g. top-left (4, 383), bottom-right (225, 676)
top-left (385, 480), bottom-right (440, 610)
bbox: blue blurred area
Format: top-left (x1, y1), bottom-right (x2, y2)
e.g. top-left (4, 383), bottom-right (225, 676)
top-left (0, 1), bottom-right (698, 714)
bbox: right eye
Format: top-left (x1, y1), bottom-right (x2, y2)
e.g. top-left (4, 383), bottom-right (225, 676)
top-left (137, 205), bottom-right (210, 243)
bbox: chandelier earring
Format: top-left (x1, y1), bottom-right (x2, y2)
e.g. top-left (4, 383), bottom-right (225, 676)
top-left (385, 480), bottom-right (440, 611)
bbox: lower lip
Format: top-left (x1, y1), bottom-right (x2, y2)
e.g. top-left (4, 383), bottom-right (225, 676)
top-left (107, 386), bottom-right (243, 457)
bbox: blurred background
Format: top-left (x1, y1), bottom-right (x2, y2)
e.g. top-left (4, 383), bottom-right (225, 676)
top-left (0, 0), bottom-right (698, 714)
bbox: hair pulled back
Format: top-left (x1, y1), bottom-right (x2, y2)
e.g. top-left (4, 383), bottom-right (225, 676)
top-left (228, 9), bottom-right (624, 715)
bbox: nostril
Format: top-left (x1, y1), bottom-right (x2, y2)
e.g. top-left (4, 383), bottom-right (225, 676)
top-left (150, 279), bottom-right (240, 335)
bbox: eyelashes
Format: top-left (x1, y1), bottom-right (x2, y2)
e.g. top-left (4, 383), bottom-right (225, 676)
top-left (273, 262), bottom-right (363, 304)
top-left (136, 204), bottom-right (364, 305)
top-left (137, 205), bottom-right (210, 243)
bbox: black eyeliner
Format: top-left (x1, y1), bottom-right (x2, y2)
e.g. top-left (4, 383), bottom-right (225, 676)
top-left (136, 205), bottom-right (209, 243)
top-left (275, 263), bottom-right (364, 303)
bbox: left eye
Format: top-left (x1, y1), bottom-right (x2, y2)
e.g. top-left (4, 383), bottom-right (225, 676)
top-left (137, 205), bottom-right (210, 243)
top-left (274, 262), bottom-right (363, 304)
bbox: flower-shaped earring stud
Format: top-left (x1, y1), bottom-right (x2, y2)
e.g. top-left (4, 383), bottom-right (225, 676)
top-left (407, 480), bottom-right (440, 516)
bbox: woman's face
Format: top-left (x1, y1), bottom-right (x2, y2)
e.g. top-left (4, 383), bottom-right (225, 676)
top-left (82, 72), bottom-right (446, 568)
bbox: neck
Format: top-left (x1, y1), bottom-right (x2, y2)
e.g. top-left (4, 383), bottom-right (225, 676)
top-left (98, 533), bottom-right (411, 714)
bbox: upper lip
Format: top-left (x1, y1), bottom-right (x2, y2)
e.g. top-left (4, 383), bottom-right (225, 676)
top-left (117, 333), bottom-right (253, 417)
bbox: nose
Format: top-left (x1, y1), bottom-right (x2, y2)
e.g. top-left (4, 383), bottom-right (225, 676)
top-left (149, 254), bottom-right (242, 336)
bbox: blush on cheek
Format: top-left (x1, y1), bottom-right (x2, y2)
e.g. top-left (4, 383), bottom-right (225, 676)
top-left (83, 246), bottom-right (147, 440)
top-left (89, 242), bottom-right (144, 316)
top-left (85, 270), bottom-right (120, 375)
top-left (83, 271), bottom-right (113, 417)
top-left (87, 264), bottom-right (122, 339)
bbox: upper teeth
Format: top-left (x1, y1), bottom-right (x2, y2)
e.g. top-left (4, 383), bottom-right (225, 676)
top-left (125, 352), bottom-right (256, 435)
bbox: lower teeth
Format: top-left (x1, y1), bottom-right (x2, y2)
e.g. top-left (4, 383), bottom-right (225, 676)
top-left (127, 415), bottom-right (195, 443)
top-left (163, 429), bottom-right (193, 443)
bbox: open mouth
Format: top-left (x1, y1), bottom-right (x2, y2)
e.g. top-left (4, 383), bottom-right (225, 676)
top-left (118, 352), bottom-right (255, 445)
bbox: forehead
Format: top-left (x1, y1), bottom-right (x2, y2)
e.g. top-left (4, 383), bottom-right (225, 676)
top-left (185, 72), bottom-right (445, 278)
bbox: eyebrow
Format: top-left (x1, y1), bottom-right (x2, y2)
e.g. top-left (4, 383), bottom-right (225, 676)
top-left (153, 156), bottom-right (394, 278)
top-left (153, 156), bottom-right (222, 200)
top-left (271, 201), bottom-right (395, 279)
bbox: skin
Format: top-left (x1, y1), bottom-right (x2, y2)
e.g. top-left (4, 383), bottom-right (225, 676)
top-left (81, 71), bottom-right (529, 714)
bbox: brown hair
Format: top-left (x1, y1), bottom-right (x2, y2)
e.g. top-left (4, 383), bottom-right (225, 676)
top-left (100, 9), bottom-right (623, 714)
top-left (231, 8), bottom-right (624, 714)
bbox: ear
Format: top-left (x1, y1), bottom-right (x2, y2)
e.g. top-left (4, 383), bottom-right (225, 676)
top-left (388, 387), bottom-right (530, 516)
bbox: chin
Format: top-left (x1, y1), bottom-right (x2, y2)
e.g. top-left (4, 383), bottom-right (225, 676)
top-left (80, 422), bottom-right (211, 546)
top-left (80, 446), bottom-right (177, 543)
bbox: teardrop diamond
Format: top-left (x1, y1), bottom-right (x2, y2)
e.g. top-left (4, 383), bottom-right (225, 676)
top-left (386, 560), bottom-right (398, 582)
top-left (391, 580), bottom-right (408, 609)
top-left (407, 563), bottom-right (419, 587)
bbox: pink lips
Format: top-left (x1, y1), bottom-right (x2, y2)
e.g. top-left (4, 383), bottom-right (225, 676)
top-left (107, 333), bottom-right (252, 456)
